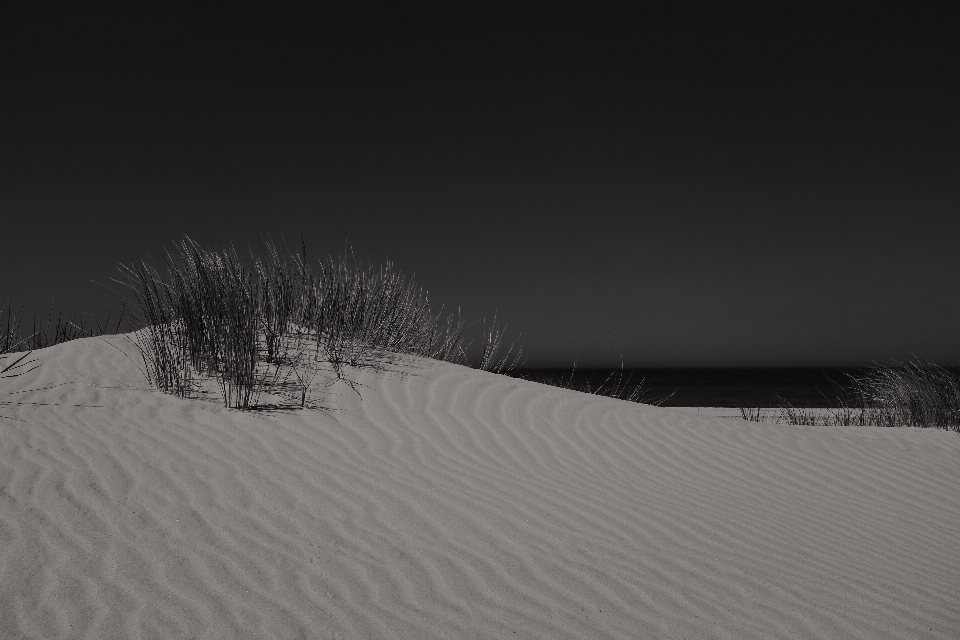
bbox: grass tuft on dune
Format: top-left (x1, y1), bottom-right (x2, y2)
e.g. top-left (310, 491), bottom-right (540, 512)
top-left (111, 236), bottom-right (519, 410)
top-left (737, 360), bottom-right (960, 432)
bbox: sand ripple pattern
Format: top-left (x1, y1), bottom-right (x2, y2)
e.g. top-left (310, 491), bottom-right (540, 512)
top-left (0, 336), bottom-right (957, 639)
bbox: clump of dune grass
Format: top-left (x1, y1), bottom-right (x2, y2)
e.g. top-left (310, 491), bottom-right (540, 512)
top-left (844, 359), bottom-right (960, 430)
top-left (740, 360), bottom-right (960, 432)
top-left (114, 236), bottom-right (495, 410)
top-left (118, 237), bottom-right (311, 408)
top-left (476, 312), bottom-right (524, 375)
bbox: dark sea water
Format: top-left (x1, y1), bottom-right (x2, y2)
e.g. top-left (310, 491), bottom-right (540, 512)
top-left (510, 368), bottom-right (867, 408)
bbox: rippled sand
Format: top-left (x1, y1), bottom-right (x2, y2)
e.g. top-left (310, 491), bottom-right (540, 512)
top-left (1, 336), bottom-right (957, 639)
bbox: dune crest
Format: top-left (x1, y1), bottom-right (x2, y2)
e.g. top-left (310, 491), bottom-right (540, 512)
top-left (1, 335), bottom-right (957, 639)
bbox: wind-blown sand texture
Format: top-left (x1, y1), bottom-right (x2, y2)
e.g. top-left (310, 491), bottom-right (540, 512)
top-left (1, 336), bottom-right (958, 640)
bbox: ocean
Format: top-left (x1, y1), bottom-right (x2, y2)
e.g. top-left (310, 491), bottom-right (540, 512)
top-left (509, 367), bottom-right (868, 408)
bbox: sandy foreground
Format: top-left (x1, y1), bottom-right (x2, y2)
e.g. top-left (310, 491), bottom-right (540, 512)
top-left (1, 336), bottom-right (957, 640)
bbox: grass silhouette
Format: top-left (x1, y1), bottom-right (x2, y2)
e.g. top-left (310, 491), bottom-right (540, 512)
top-left (737, 360), bottom-right (960, 432)
top-left (111, 236), bottom-right (520, 409)
top-left (511, 359), bottom-right (676, 406)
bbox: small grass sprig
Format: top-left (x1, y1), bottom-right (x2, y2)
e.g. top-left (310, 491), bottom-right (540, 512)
top-left (477, 312), bottom-right (524, 375)
top-left (0, 351), bottom-right (40, 379)
top-left (1, 300), bottom-right (106, 355)
top-left (511, 359), bottom-right (675, 406)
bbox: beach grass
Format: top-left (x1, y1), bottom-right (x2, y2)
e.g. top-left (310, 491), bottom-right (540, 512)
top-left (737, 360), bottom-right (960, 432)
top-left (1, 300), bottom-right (107, 355)
top-left (112, 236), bottom-right (520, 409)
top-left (0, 351), bottom-right (40, 380)
top-left (511, 361), bottom-right (676, 406)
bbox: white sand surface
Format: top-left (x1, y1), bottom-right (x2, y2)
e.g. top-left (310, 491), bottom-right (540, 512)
top-left (1, 335), bottom-right (958, 639)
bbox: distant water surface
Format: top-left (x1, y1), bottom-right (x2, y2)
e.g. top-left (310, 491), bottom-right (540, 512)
top-left (510, 368), bottom-right (869, 408)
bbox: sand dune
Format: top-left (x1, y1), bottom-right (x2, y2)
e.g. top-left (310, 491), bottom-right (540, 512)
top-left (1, 336), bottom-right (957, 639)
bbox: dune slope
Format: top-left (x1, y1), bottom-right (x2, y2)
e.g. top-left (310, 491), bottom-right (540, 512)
top-left (1, 336), bottom-right (957, 639)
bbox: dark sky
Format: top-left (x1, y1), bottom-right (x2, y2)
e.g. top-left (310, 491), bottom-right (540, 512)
top-left (2, 2), bottom-right (958, 367)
